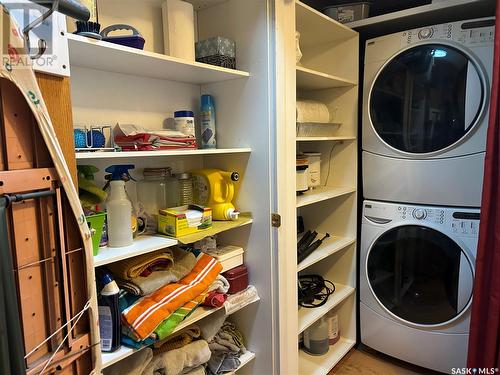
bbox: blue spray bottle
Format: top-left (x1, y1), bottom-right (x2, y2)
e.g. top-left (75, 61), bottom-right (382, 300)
top-left (200, 95), bottom-right (217, 149)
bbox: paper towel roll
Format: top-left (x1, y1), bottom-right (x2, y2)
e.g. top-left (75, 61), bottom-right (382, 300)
top-left (296, 100), bottom-right (330, 123)
top-left (162, 0), bottom-right (195, 60)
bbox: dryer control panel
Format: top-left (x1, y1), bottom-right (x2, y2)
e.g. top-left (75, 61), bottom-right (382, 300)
top-left (400, 18), bottom-right (494, 47)
top-left (363, 201), bottom-right (480, 239)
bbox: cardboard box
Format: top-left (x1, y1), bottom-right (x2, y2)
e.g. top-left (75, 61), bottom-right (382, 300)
top-left (158, 205), bottom-right (212, 237)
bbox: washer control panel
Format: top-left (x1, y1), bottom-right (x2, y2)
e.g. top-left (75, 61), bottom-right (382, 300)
top-left (400, 19), bottom-right (494, 47)
top-left (364, 201), bottom-right (480, 238)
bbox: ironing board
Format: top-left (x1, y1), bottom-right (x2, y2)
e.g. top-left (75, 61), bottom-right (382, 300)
top-left (0, 4), bottom-right (100, 374)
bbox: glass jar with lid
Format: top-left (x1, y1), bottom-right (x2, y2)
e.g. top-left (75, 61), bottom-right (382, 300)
top-left (137, 168), bottom-right (178, 232)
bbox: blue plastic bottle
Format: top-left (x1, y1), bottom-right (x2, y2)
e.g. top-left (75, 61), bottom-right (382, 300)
top-left (98, 271), bottom-right (121, 352)
top-left (200, 95), bottom-right (217, 149)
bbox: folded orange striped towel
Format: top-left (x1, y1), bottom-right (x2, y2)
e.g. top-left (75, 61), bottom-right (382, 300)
top-left (122, 253), bottom-right (222, 340)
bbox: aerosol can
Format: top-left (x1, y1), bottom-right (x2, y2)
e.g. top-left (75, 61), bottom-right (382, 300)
top-left (192, 169), bottom-right (240, 221)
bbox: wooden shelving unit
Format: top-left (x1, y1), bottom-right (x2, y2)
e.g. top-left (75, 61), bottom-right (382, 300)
top-left (292, 2), bottom-right (359, 374)
top-left (66, 33), bottom-right (249, 84)
top-left (66, 1), bottom-right (275, 373)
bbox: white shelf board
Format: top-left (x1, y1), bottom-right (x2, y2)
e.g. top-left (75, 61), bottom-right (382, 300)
top-left (76, 148), bottom-right (252, 161)
top-left (298, 337), bottom-right (355, 375)
top-left (296, 136), bottom-right (356, 142)
top-left (298, 284), bottom-right (354, 334)
top-left (101, 346), bottom-right (136, 369)
top-left (295, 0), bottom-right (358, 48)
top-left (296, 186), bottom-right (356, 208)
top-left (296, 66), bottom-right (356, 90)
top-left (66, 33), bottom-right (250, 84)
top-left (298, 236), bottom-right (356, 272)
top-left (102, 293), bottom-right (260, 368)
top-left (346, 0), bottom-right (495, 37)
top-left (234, 351), bottom-right (256, 373)
top-left (93, 235), bottom-right (178, 267)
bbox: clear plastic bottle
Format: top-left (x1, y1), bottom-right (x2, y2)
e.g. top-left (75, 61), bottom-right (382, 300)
top-left (137, 168), bottom-right (177, 232)
top-left (106, 180), bottom-right (133, 247)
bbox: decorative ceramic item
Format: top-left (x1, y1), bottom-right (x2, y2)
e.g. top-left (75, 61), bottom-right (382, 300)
top-left (296, 31), bottom-right (303, 65)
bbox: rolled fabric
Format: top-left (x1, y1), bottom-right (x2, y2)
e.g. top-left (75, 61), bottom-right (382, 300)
top-left (296, 100), bottom-right (330, 123)
top-left (142, 340), bottom-right (211, 375)
top-left (117, 248), bottom-right (197, 296)
top-left (203, 291), bottom-right (227, 308)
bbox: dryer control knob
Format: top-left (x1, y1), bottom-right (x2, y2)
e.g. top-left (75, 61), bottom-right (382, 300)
top-left (413, 209), bottom-right (427, 220)
top-left (418, 27), bottom-right (433, 39)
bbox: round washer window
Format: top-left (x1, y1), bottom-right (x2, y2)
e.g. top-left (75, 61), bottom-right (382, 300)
top-left (370, 44), bottom-right (484, 153)
top-left (367, 225), bottom-right (473, 325)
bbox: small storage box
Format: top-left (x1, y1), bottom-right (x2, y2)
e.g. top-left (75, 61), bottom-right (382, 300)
top-left (206, 245), bottom-right (244, 272)
top-left (157, 205), bottom-right (212, 237)
top-left (322, 2), bottom-right (371, 24)
top-left (223, 265), bottom-right (249, 294)
top-left (195, 36), bottom-right (236, 69)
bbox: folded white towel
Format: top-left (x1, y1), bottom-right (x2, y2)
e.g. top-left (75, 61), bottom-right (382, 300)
top-left (208, 274), bottom-right (230, 294)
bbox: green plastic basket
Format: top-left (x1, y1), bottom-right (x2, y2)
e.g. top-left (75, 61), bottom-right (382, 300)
top-left (86, 212), bottom-right (106, 256)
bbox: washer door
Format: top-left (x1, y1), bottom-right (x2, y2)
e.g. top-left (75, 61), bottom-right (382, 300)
top-left (370, 43), bottom-right (485, 154)
top-left (366, 225), bottom-right (474, 326)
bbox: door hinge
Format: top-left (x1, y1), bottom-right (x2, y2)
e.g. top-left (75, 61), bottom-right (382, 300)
top-left (271, 213), bottom-right (281, 228)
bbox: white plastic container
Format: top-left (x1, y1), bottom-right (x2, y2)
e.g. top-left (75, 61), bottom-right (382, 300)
top-left (106, 180), bottom-right (133, 247)
top-left (174, 110), bottom-right (195, 137)
top-left (304, 152), bottom-right (321, 188)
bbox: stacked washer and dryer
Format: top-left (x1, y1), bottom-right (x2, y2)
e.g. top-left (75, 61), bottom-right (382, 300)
top-left (360, 19), bottom-right (495, 373)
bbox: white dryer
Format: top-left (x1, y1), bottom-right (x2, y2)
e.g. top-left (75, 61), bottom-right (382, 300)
top-left (360, 200), bottom-right (479, 373)
top-left (362, 18), bottom-right (494, 207)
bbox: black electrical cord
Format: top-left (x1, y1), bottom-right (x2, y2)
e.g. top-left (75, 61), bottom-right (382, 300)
top-left (298, 275), bottom-right (335, 308)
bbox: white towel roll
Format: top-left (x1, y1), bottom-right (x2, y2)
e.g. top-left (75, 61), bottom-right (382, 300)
top-left (296, 100), bottom-right (330, 123)
top-left (162, 0), bottom-right (195, 60)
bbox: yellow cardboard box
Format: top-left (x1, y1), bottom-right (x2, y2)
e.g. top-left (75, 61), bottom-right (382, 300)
top-left (158, 205), bottom-right (212, 237)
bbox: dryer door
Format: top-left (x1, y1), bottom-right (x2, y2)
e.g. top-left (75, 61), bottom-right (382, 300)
top-left (370, 43), bottom-right (485, 155)
top-left (366, 225), bottom-right (474, 326)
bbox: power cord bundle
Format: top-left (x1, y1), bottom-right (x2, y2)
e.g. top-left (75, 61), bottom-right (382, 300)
top-left (298, 275), bottom-right (335, 308)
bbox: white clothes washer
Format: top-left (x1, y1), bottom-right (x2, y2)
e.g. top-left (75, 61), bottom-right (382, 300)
top-left (360, 200), bottom-right (479, 373)
top-left (362, 18), bottom-right (494, 207)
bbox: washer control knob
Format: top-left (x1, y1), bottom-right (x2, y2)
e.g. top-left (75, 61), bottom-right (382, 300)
top-left (413, 209), bottom-right (426, 220)
top-left (418, 27), bottom-right (433, 39)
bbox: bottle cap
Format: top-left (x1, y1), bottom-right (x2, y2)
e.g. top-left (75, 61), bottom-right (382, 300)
top-left (227, 208), bottom-right (240, 220)
top-left (201, 95), bottom-right (214, 107)
top-left (174, 110), bottom-right (194, 118)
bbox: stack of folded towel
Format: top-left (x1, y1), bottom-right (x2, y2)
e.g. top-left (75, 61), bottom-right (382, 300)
top-left (206, 321), bottom-right (247, 375)
top-left (116, 247), bottom-right (197, 296)
top-left (119, 251), bottom-right (222, 342)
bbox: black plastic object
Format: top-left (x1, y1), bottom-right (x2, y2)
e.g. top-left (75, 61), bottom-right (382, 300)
top-left (33, 0), bottom-right (90, 21)
top-left (298, 233), bottom-right (330, 264)
top-left (297, 230), bottom-right (317, 256)
top-left (0, 197), bottom-right (27, 375)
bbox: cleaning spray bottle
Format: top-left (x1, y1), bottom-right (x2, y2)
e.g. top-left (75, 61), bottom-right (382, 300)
top-left (104, 165), bottom-right (136, 247)
top-left (97, 270), bottom-right (121, 352)
top-left (192, 169), bottom-right (240, 221)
